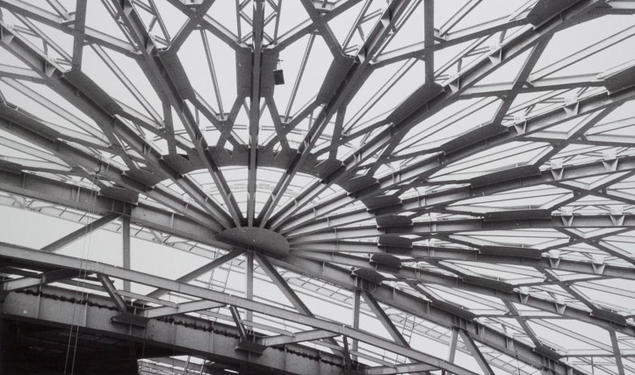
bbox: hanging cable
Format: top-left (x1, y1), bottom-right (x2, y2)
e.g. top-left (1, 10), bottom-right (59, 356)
top-left (63, 172), bottom-right (101, 375)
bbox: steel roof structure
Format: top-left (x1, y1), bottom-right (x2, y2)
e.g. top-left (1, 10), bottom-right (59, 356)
top-left (1, 0), bottom-right (635, 374)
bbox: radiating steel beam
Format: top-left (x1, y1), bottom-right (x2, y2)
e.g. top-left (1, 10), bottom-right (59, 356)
top-left (0, 2), bottom-right (632, 373)
top-left (399, 154), bottom-right (635, 214)
top-left (0, 169), bottom-right (222, 248)
top-left (610, 330), bottom-right (626, 375)
top-left (258, 0), bottom-right (414, 227)
top-left (268, 255), bottom-right (613, 375)
top-left (111, 0), bottom-right (243, 226)
top-left (40, 213), bottom-right (120, 252)
top-left (297, 251), bottom-right (514, 296)
top-left (0, 243), bottom-right (481, 375)
top-left (373, 16), bottom-right (529, 68)
top-left (458, 330), bottom-right (495, 375)
top-left (146, 250), bottom-right (244, 299)
top-left (229, 305), bottom-right (248, 341)
top-left (2, 287), bottom-right (350, 375)
top-left (254, 253), bottom-right (345, 354)
top-left (279, 83), bottom-right (635, 234)
top-left (0, 55), bottom-right (225, 232)
top-left (460, 73), bottom-right (603, 98)
top-left (271, 0), bottom-right (609, 232)
top-left (368, 0), bottom-right (600, 167)
top-left (246, 0), bottom-right (265, 226)
top-left (254, 253), bottom-right (312, 314)
top-left (3, 164), bottom-right (634, 295)
top-left (286, 213), bottom-right (635, 244)
top-left (97, 273), bottom-right (127, 312)
top-left (0, 0), bottom-right (139, 57)
top-left (362, 292), bottom-right (410, 348)
top-left (0, 109), bottom-right (220, 232)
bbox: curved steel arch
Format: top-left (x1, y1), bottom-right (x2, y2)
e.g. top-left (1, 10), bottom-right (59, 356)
top-left (1, 0), bottom-right (635, 374)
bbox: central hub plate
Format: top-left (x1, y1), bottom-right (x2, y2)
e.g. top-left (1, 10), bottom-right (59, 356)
top-left (216, 227), bottom-right (289, 257)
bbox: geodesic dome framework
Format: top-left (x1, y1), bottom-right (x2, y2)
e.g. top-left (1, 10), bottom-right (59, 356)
top-left (1, 0), bottom-right (635, 374)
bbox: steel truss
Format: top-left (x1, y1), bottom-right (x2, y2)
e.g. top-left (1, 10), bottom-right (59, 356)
top-left (1, 0), bottom-right (635, 374)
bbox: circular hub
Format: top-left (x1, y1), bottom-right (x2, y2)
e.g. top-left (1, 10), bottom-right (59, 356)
top-left (216, 227), bottom-right (290, 257)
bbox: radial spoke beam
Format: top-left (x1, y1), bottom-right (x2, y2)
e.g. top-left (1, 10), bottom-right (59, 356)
top-left (362, 291), bottom-right (410, 348)
top-left (4, 166), bottom-right (635, 286)
top-left (247, 0), bottom-right (265, 226)
top-left (458, 330), bottom-right (495, 375)
top-left (0, 23), bottom-right (232, 230)
top-left (40, 213), bottom-right (120, 252)
top-left (111, 0), bottom-right (244, 226)
top-left (255, 253), bottom-right (311, 314)
top-left (0, 243), bottom-right (483, 375)
top-left (2, 287), bottom-right (349, 375)
top-left (271, 0), bottom-right (609, 232)
top-left (610, 330), bottom-right (626, 375)
top-left (97, 273), bottom-right (127, 313)
top-left (229, 305), bottom-right (249, 341)
top-left (1, 1), bottom-right (634, 373)
top-left (286, 213), bottom-right (635, 244)
top-left (279, 82), bottom-right (635, 234)
top-left (258, 0), bottom-right (413, 227)
top-left (70, 0), bottom-right (87, 70)
top-left (254, 253), bottom-right (345, 354)
top-left (146, 249), bottom-right (244, 299)
top-left (0, 169), bottom-right (222, 248)
top-left (0, 107), bottom-right (221, 231)
top-left (0, 0), bottom-right (139, 57)
top-left (371, 0), bottom-right (600, 164)
top-left (269, 255), bottom-right (622, 374)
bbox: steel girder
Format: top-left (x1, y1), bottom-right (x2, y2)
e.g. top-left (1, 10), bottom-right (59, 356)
top-left (1, 286), bottom-right (349, 375)
top-left (0, 134), bottom-right (631, 374)
top-left (0, 243), bottom-right (482, 375)
top-left (1, 0), bottom-right (635, 374)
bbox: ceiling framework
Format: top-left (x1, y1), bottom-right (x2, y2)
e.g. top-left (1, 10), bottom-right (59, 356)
top-left (1, 0), bottom-right (635, 374)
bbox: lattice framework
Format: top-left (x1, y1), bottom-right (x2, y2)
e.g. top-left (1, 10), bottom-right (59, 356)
top-left (2, 1), bottom-right (635, 374)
